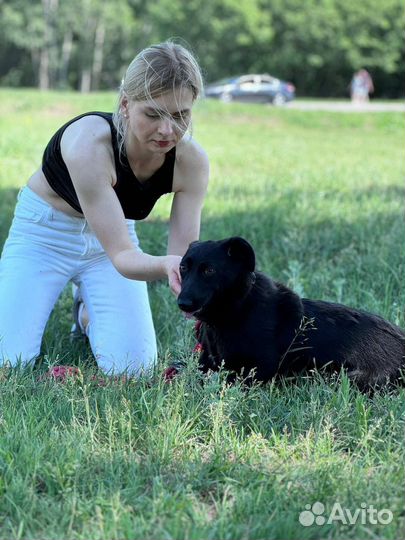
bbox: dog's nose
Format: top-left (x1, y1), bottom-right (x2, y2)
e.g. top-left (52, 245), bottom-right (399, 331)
top-left (177, 297), bottom-right (195, 313)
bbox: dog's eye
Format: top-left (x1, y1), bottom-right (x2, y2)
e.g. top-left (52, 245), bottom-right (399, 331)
top-left (204, 267), bottom-right (216, 276)
top-left (179, 264), bottom-right (187, 273)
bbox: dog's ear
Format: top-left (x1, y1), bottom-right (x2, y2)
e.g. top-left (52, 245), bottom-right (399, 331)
top-left (187, 240), bottom-right (200, 250)
top-left (224, 237), bottom-right (255, 271)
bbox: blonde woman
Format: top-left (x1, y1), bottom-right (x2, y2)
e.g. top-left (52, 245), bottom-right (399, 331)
top-left (0, 41), bottom-right (209, 375)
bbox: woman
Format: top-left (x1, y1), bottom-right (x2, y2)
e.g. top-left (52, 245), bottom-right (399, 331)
top-left (0, 41), bottom-right (209, 375)
top-left (350, 69), bottom-right (374, 103)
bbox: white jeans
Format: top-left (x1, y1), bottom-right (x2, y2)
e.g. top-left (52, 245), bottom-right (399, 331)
top-left (0, 186), bottom-right (157, 374)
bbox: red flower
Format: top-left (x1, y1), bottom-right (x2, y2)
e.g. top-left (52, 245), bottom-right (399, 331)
top-left (39, 365), bottom-right (81, 383)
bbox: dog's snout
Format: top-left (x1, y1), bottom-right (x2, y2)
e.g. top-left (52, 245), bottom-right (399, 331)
top-left (177, 297), bottom-right (196, 313)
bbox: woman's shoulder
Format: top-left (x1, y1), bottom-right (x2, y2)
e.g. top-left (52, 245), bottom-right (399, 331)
top-left (175, 136), bottom-right (209, 172)
top-left (61, 114), bottom-right (114, 161)
top-left (63, 113), bottom-right (112, 142)
top-left (173, 136), bottom-right (209, 193)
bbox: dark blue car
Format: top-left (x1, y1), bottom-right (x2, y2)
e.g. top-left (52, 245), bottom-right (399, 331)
top-left (204, 74), bottom-right (295, 105)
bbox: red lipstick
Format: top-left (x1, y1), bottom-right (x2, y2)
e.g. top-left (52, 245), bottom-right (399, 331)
top-left (155, 140), bottom-right (171, 148)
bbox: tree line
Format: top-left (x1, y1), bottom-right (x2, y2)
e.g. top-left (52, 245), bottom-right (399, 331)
top-left (1, 0), bottom-right (404, 97)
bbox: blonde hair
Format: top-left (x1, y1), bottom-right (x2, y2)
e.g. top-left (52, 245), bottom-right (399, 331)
top-left (113, 41), bottom-right (203, 159)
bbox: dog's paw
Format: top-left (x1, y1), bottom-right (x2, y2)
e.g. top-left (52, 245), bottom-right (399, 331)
top-left (163, 366), bottom-right (179, 381)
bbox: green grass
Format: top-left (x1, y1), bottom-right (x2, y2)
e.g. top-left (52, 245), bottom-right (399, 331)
top-left (0, 89), bottom-right (404, 539)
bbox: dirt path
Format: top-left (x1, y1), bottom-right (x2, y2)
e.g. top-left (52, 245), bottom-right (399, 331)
top-left (286, 100), bottom-right (405, 112)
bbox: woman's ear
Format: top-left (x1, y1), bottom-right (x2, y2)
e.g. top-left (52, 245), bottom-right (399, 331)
top-left (120, 95), bottom-right (129, 117)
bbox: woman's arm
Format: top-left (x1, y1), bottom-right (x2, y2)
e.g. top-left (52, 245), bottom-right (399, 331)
top-left (167, 139), bottom-right (210, 294)
top-left (168, 139), bottom-right (209, 256)
top-left (61, 116), bottom-right (180, 283)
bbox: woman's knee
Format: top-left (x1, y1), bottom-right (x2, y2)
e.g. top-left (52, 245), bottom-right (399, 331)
top-left (88, 321), bottom-right (157, 375)
top-left (0, 339), bottom-right (40, 368)
top-left (93, 339), bottom-right (157, 375)
top-left (78, 272), bottom-right (158, 375)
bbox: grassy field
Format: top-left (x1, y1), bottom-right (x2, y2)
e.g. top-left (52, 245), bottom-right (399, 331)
top-left (0, 89), bottom-right (404, 539)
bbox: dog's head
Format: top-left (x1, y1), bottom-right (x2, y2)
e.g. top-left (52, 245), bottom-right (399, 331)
top-left (177, 237), bottom-right (256, 321)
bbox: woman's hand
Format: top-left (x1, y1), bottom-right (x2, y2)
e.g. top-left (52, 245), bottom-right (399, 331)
top-left (164, 255), bottom-right (183, 296)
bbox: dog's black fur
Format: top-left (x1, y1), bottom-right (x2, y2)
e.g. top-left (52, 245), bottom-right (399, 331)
top-left (177, 237), bottom-right (405, 389)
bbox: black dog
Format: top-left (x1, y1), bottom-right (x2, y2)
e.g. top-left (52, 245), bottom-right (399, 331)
top-left (177, 237), bottom-right (405, 389)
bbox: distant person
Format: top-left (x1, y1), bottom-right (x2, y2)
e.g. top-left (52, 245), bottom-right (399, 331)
top-left (0, 41), bottom-right (209, 375)
top-left (350, 69), bottom-right (374, 104)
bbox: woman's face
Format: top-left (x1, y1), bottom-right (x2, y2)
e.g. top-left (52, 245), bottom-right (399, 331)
top-left (122, 86), bottom-right (194, 154)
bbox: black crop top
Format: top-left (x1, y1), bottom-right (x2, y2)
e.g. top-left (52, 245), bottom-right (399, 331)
top-left (42, 111), bottom-right (175, 220)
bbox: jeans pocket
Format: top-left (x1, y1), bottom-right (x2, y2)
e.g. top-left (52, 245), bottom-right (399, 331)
top-left (81, 228), bottom-right (104, 257)
top-left (87, 235), bottom-right (103, 255)
top-left (14, 204), bottom-right (50, 224)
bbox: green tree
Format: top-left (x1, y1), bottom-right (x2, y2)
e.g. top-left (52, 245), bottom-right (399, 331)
top-left (0, 0), bottom-right (403, 96)
top-left (263, 0), bottom-right (405, 96)
top-left (137, 0), bottom-right (273, 82)
top-left (0, 0), bottom-right (138, 90)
